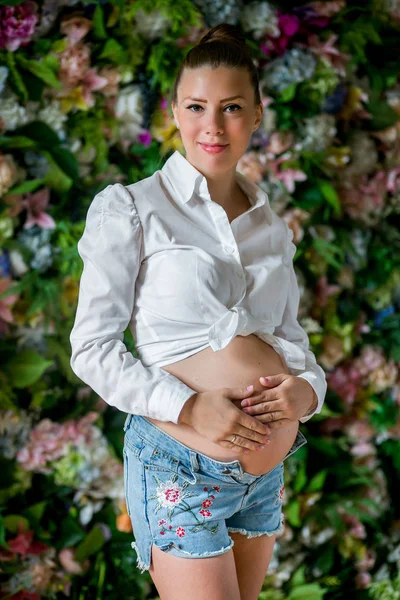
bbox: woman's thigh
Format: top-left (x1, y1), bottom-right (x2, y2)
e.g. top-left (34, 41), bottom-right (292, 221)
top-left (150, 543), bottom-right (241, 600)
top-left (231, 532), bottom-right (277, 600)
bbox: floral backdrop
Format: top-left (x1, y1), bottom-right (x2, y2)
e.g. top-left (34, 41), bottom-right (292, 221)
top-left (0, 0), bottom-right (400, 598)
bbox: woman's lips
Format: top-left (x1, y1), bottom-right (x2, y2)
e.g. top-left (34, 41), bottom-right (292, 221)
top-left (199, 143), bottom-right (228, 154)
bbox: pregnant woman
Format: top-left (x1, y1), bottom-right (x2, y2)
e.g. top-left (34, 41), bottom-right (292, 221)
top-left (70, 23), bottom-right (327, 600)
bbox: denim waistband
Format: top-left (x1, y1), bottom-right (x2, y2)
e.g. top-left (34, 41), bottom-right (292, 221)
top-left (124, 413), bottom-right (269, 485)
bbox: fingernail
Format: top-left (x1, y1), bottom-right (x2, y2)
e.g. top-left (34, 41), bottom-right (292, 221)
top-left (241, 400), bottom-right (249, 407)
top-left (262, 377), bottom-right (270, 382)
top-left (246, 385), bottom-right (253, 391)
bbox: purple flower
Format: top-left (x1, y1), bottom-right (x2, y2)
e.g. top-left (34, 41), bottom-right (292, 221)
top-left (0, 1), bottom-right (39, 52)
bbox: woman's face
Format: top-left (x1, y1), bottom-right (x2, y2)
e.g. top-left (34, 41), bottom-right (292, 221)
top-left (172, 66), bottom-right (263, 175)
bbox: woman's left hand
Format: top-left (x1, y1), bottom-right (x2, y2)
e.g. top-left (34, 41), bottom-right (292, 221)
top-left (238, 374), bottom-right (318, 429)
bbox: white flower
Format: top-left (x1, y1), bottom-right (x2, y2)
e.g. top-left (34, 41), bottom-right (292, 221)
top-left (114, 84), bottom-right (145, 141)
top-left (133, 8), bottom-right (170, 41)
top-left (37, 100), bottom-right (68, 140)
top-left (0, 90), bottom-right (29, 131)
top-left (240, 1), bottom-right (280, 39)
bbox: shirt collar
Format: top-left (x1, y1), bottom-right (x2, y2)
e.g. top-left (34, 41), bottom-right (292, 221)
top-left (161, 150), bottom-right (273, 225)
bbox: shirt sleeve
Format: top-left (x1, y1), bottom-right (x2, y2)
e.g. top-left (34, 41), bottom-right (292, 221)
top-left (273, 223), bottom-right (327, 423)
top-left (69, 183), bottom-right (198, 424)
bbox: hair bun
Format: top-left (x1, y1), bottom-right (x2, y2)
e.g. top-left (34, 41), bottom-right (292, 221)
top-left (197, 23), bottom-right (247, 48)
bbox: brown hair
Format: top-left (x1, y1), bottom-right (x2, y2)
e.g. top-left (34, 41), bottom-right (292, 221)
top-left (170, 23), bottom-right (261, 108)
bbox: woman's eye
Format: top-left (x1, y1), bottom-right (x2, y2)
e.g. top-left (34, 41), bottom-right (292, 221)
top-left (186, 104), bottom-right (242, 113)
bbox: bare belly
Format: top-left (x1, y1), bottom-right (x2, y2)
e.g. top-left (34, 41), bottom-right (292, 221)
top-left (146, 334), bottom-right (300, 476)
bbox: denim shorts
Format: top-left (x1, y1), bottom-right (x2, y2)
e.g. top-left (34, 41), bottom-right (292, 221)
top-left (122, 414), bottom-right (307, 574)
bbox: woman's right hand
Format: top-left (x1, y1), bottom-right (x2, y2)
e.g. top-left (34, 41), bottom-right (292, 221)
top-left (177, 386), bottom-right (271, 453)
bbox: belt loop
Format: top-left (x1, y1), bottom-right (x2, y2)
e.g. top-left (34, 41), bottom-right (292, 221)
top-left (190, 451), bottom-right (199, 472)
top-left (123, 413), bottom-right (132, 432)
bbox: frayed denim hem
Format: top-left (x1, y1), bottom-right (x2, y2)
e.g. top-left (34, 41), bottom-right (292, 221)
top-left (131, 542), bottom-right (150, 574)
top-left (227, 513), bottom-right (285, 539)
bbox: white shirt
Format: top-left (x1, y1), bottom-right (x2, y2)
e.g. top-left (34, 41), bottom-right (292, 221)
top-left (70, 150), bottom-right (327, 424)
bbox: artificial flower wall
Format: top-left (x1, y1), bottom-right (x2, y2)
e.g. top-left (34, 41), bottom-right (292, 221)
top-left (0, 0), bottom-right (399, 598)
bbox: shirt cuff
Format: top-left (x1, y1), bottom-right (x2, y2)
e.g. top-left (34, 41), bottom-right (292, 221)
top-left (147, 372), bottom-right (198, 424)
top-left (296, 372), bottom-right (326, 423)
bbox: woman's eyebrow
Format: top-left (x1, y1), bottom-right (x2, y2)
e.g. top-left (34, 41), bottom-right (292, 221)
top-left (183, 95), bottom-right (245, 102)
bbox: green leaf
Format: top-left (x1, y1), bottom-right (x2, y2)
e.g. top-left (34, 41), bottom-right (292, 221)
top-left (0, 135), bottom-right (37, 149)
top-left (285, 499), bottom-right (301, 527)
top-left (317, 179), bottom-right (341, 213)
top-left (287, 583), bottom-right (327, 600)
top-left (16, 55), bottom-right (61, 90)
top-left (3, 349), bottom-right (53, 388)
top-left (14, 120), bottom-right (60, 147)
top-left (365, 97), bottom-right (400, 130)
top-left (3, 515), bottom-right (30, 534)
top-left (7, 179), bottom-right (45, 195)
top-left (98, 38), bottom-right (126, 64)
top-left (279, 83), bottom-right (297, 103)
top-left (23, 502), bottom-right (47, 526)
top-left (306, 470), bottom-right (328, 493)
top-left (46, 337), bottom-right (81, 384)
top-left (42, 150), bottom-right (73, 193)
top-left (59, 515), bottom-right (85, 548)
top-left (312, 238), bottom-right (344, 270)
top-left (0, 514), bottom-right (6, 547)
top-left (292, 462), bottom-right (308, 494)
top-left (50, 146), bottom-right (80, 181)
top-left (93, 4), bottom-right (108, 39)
top-left (75, 525), bottom-right (107, 562)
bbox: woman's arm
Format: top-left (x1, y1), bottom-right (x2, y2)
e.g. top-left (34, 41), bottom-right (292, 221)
top-left (70, 183), bottom-right (197, 424)
top-left (272, 223), bottom-right (327, 423)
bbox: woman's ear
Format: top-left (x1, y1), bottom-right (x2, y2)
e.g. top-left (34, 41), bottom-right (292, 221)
top-left (171, 103), bottom-right (179, 128)
top-left (253, 102), bottom-right (264, 131)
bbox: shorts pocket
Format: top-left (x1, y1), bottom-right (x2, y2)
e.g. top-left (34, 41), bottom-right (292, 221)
top-left (124, 428), bottom-right (146, 459)
top-left (135, 439), bottom-right (198, 485)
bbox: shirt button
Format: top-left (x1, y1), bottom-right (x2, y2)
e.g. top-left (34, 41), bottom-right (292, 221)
top-left (224, 245), bottom-right (235, 254)
top-left (236, 269), bottom-right (243, 279)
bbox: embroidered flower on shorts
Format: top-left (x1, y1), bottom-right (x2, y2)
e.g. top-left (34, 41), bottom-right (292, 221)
top-left (279, 483), bottom-right (285, 502)
top-left (148, 472), bottom-right (220, 536)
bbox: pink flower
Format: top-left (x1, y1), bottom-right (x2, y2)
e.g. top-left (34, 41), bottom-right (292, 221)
top-left (298, 33), bottom-right (350, 76)
top-left (7, 523), bottom-right (49, 560)
top-left (60, 15), bottom-right (92, 46)
top-left (306, 1), bottom-right (346, 18)
top-left (387, 167), bottom-right (400, 193)
top-left (279, 13), bottom-right (300, 37)
top-left (199, 509), bottom-right (211, 517)
top-left (81, 67), bottom-right (109, 108)
top-left (315, 275), bottom-right (341, 308)
top-left (326, 363), bottom-right (361, 407)
top-left (158, 519), bottom-right (167, 526)
top-left (176, 527), bottom-right (185, 537)
top-left (58, 41), bottom-right (91, 89)
top-left (59, 547), bottom-right (89, 575)
top-left (0, 1), bottom-right (39, 52)
top-left (0, 277), bottom-right (20, 332)
top-left (202, 499), bottom-right (213, 508)
top-left (22, 188), bottom-right (56, 230)
top-left (212, 486), bottom-right (221, 492)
